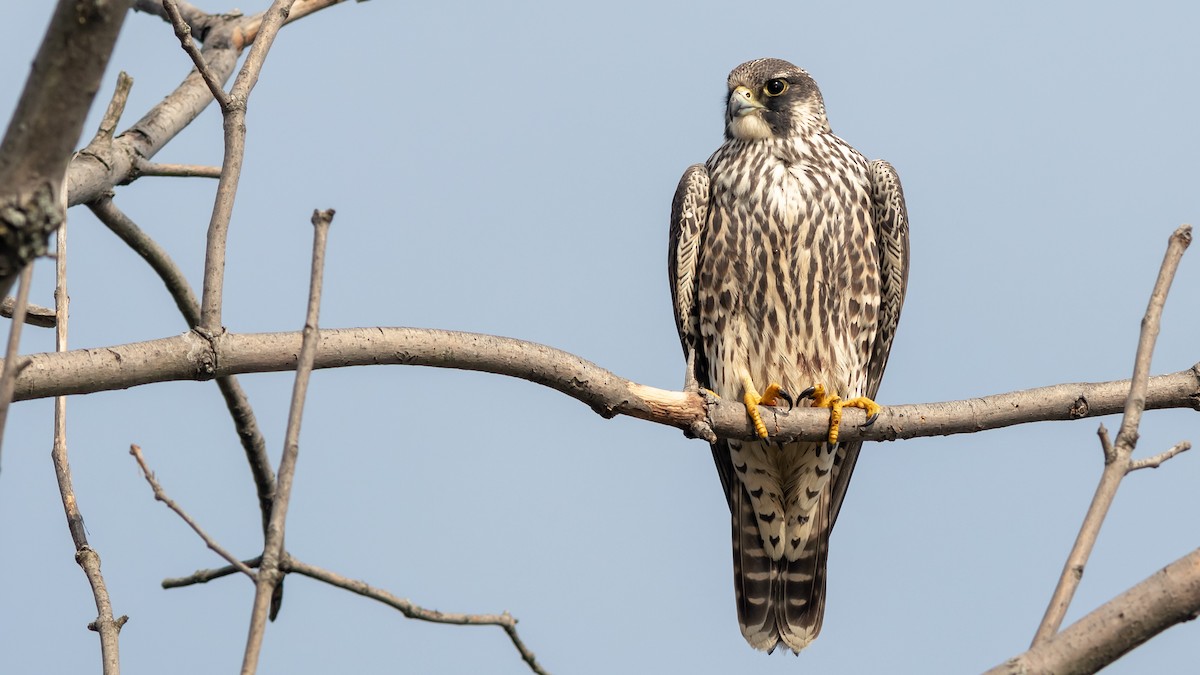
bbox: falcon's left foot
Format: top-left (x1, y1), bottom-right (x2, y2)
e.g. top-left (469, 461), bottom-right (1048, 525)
top-left (810, 384), bottom-right (881, 444)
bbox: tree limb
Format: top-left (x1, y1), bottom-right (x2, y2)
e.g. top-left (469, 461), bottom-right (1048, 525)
top-left (129, 443), bottom-right (257, 579)
top-left (1, 328), bottom-right (1196, 443)
top-left (282, 555), bottom-right (551, 675)
top-left (67, 0), bottom-right (360, 207)
top-left (1031, 225), bottom-right (1192, 645)
top-left (239, 208), bottom-right (333, 675)
top-left (986, 547), bottom-right (1200, 675)
top-left (0, 0), bottom-right (133, 296)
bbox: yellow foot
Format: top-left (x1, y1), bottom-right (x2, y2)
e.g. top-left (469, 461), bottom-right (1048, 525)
top-left (809, 385), bottom-right (881, 444)
top-left (741, 377), bottom-right (792, 439)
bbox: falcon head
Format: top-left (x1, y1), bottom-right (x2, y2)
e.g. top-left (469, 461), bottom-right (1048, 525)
top-left (724, 58), bottom-right (828, 141)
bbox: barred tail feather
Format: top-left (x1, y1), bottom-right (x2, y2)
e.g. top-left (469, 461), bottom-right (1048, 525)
top-left (731, 481), bottom-right (829, 654)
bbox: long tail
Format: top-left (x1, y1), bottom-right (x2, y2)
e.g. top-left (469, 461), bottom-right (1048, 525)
top-left (731, 480), bottom-right (830, 654)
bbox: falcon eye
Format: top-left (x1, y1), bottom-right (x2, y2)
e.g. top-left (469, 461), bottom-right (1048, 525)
top-left (764, 79), bottom-right (789, 97)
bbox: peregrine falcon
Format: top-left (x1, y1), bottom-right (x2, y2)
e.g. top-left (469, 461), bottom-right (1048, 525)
top-left (668, 58), bottom-right (909, 653)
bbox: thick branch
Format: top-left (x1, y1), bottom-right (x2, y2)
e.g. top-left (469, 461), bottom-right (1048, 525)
top-left (987, 547), bottom-right (1200, 675)
top-left (0, 0), bottom-right (133, 295)
top-left (1, 328), bottom-right (1197, 443)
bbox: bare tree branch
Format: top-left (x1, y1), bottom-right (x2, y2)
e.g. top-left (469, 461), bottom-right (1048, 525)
top-left (282, 556), bottom-right (551, 675)
top-left (134, 161), bottom-right (222, 179)
top-left (88, 196), bottom-right (277, 541)
top-left (129, 443), bottom-right (257, 579)
top-left (0, 296), bottom-right (56, 327)
top-left (0, 265), bottom-right (34, 467)
top-left (51, 216), bottom-right (125, 674)
top-left (986, 546), bottom-right (1200, 675)
top-left (86, 71), bottom-right (134, 149)
top-left (162, 0), bottom-right (232, 109)
top-left (68, 0), bottom-right (361, 206)
top-left (1, 328), bottom-right (1197, 442)
top-left (0, 0), bottom-right (133, 296)
top-left (163, 556), bottom-right (263, 589)
top-left (1032, 225), bottom-right (1193, 645)
top-left (1128, 440), bottom-right (1191, 471)
top-left (240, 208), bottom-right (333, 675)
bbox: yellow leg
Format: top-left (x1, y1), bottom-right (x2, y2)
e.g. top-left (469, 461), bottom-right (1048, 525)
top-left (741, 376), bottom-right (787, 439)
top-left (809, 385), bottom-right (881, 444)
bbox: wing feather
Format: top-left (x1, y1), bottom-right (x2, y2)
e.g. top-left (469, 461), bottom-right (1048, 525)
top-left (829, 159), bottom-right (910, 526)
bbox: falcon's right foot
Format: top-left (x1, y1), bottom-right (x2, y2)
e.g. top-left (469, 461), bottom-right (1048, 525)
top-left (741, 376), bottom-right (794, 439)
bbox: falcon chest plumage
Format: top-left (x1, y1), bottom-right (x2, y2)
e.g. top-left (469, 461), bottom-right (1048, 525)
top-left (700, 135), bottom-right (880, 409)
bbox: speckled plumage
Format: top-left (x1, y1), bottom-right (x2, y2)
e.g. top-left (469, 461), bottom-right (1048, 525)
top-left (669, 58), bottom-right (910, 654)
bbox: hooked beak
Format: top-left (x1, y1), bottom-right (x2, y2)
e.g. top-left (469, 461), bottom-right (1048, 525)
top-left (728, 85), bottom-right (764, 118)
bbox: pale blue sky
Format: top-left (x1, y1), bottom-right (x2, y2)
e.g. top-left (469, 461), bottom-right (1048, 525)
top-left (2, 2), bottom-right (1198, 673)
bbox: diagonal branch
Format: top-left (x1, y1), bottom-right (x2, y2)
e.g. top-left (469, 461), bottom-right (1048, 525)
top-left (0, 0), bottom-right (133, 296)
top-left (68, 0), bottom-right (361, 206)
top-left (1031, 225), bottom-right (1192, 645)
top-left (986, 546), bottom-right (1200, 675)
top-left (282, 556), bottom-right (551, 675)
top-left (129, 443), bottom-right (257, 579)
top-left (89, 156), bottom-right (276, 542)
top-left (240, 209), bottom-right (334, 675)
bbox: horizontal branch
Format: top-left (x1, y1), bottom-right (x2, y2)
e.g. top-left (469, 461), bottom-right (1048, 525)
top-left (1, 328), bottom-right (1197, 443)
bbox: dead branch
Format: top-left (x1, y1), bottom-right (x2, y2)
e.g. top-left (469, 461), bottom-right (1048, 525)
top-left (129, 444), bottom-right (257, 579)
top-left (0, 265), bottom-right (34, 466)
top-left (51, 217), bottom-right (124, 674)
top-left (282, 555), bottom-right (551, 675)
top-left (67, 0), bottom-right (360, 207)
top-left (0, 0), bottom-right (133, 296)
top-left (1032, 225), bottom-right (1192, 645)
top-left (88, 196), bottom-right (276, 537)
top-left (986, 547), bottom-right (1200, 675)
top-left (0, 296), bottom-right (55, 327)
top-left (240, 208), bottom-right (333, 675)
top-left (1, 328), bottom-right (1196, 444)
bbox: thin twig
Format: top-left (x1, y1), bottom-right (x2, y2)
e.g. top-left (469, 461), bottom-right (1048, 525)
top-left (240, 208), bottom-right (334, 675)
top-left (161, 0), bottom-right (231, 109)
top-left (135, 161), bottom-right (222, 178)
top-left (163, 556), bottom-right (263, 589)
top-left (283, 556), bottom-right (552, 675)
top-left (198, 1), bottom-right (303, 332)
top-left (1128, 441), bottom-right (1192, 472)
top-left (0, 296), bottom-right (56, 327)
top-left (88, 196), bottom-right (277, 537)
top-left (129, 444), bottom-right (258, 578)
top-left (86, 71), bottom-right (133, 148)
top-left (0, 265), bottom-right (35, 467)
top-left (1113, 225), bottom-right (1193, 453)
top-left (51, 212), bottom-right (124, 674)
top-left (238, 0), bottom-right (350, 44)
top-left (1031, 225), bottom-right (1192, 645)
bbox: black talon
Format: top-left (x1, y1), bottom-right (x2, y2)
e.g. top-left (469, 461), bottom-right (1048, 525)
top-left (864, 412), bottom-right (880, 427)
top-left (777, 389), bottom-right (795, 410)
top-left (797, 386), bottom-right (816, 401)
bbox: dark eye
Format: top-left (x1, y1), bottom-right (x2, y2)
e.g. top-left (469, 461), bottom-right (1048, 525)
top-left (764, 79), bottom-right (789, 97)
